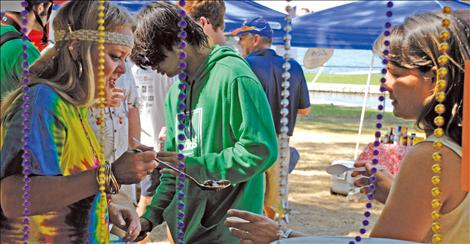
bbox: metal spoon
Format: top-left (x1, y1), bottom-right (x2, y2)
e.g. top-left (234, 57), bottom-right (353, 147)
top-left (326, 164), bottom-right (366, 175)
top-left (153, 157), bottom-right (231, 191)
top-left (132, 138), bottom-right (231, 191)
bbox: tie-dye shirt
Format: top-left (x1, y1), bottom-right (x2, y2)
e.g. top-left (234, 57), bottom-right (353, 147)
top-left (1, 84), bottom-right (109, 243)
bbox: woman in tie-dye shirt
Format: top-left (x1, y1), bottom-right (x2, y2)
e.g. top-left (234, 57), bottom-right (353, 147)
top-left (0, 1), bottom-right (158, 243)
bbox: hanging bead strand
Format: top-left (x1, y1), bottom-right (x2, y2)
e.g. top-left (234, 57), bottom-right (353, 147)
top-left (351, 2), bottom-right (393, 243)
top-left (176, 1), bottom-right (188, 243)
top-left (430, 5), bottom-right (451, 244)
top-left (275, 1), bottom-right (293, 241)
top-left (97, 0), bottom-right (108, 242)
top-left (21, 1), bottom-right (32, 243)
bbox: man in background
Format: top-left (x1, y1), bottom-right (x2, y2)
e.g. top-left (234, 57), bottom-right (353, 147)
top-left (184, 0), bottom-right (226, 45)
top-left (232, 17), bottom-right (311, 219)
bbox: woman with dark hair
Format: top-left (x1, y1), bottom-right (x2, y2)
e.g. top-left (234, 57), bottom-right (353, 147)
top-left (225, 10), bottom-right (470, 244)
top-left (1, 1), bottom-right (158, 242)
top-left (131, 2), bottom-right (278, 243)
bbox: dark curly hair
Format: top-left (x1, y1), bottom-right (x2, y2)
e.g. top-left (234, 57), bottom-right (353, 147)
top-left (130, 1), bottom-right (209, 69)
top-left (373, 10), bottom-right (470, 146)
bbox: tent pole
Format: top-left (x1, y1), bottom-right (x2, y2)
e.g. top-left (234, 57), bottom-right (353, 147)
top-left (311, 61), bottom-right (328, 83)
top-left (354, 52), bottom-right (375, 160)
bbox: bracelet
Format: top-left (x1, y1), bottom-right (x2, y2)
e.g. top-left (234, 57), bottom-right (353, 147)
top-left (107, 161), bottom-right (121, 194)
top-left (95, 162), bottom-right (121, 194)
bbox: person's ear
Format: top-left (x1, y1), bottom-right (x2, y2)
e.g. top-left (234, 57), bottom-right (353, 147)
top-left (253, 34), bottom-right (261, 47)
top-left (199, 16), bottom-right (210, 28)
top-left (68, 40), bottom-right (81, 61)
top-left (429, 65), bottom-right (438, 82)
top-left (423, 66), bottom-right (438, 94)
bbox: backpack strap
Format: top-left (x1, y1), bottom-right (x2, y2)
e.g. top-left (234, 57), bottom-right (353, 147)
top-left (0, 31), bottom-right (24, 47)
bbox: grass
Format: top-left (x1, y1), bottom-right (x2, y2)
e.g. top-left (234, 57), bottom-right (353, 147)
top-left (304, 72), bottom-right (383, 86)
top-left (298, 104), bottom-right (417, 136)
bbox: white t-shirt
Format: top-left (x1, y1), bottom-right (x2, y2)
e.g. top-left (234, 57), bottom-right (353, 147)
top-left (132, 65), bottom-right (175, 148)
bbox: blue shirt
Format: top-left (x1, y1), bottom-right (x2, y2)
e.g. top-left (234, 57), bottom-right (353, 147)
top-left (246, 49), bottom-right (310, 136)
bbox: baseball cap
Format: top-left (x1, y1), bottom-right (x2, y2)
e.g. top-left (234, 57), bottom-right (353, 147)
top-left (231, 17), bottom-right (273, 38)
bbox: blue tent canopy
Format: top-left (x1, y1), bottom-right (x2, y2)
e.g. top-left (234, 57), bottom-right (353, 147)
top-left (223, 0), bottom-right (286, 44)
top-left (113, 0), bottom-right (287, 44)
top-left (291, 0), bottom-right (470, 50)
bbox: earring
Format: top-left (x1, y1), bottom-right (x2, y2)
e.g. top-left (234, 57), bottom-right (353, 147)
top-left (76, 59), bottom-right (83, 79)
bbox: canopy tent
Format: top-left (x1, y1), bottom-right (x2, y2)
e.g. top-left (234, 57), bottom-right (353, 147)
top-left (291, 0), bottom-right (470, 50)
top-left (113, 0), bottom-right (287, 44)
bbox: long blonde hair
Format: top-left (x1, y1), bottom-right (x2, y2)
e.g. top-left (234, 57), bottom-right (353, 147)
top-left (1, 0), bottom-right (134, 118)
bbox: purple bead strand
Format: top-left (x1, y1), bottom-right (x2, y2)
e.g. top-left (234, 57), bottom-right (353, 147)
top-left (20, 1), bottom-right (31, 243)
top-left (350, 2), bottom-right (392, 243)
top-left (176, 1), bottom-right (187, 243)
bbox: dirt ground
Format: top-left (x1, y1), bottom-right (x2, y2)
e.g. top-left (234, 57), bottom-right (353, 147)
top-left (147, 119), bottom-right (385, 243)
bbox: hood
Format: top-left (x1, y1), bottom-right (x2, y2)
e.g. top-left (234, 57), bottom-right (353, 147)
top-left (191, 45), bottom-right (245, 83)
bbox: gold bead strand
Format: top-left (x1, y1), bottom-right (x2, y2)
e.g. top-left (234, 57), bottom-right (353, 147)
top-left (97, 0), bottom-right (108, 242)
top-left (430, 5), bottom-right (451, 244)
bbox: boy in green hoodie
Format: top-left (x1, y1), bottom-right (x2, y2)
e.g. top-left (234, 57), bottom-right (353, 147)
top-left (130, 2), bottom-right (278, 243)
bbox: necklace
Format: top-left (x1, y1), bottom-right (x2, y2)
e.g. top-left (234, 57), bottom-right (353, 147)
top-left (430, 6), bottom-right (452, 244)
top-left (175, 1), bottom-right (189, 241)
top-left (20, 1), bottom-right (32, 242)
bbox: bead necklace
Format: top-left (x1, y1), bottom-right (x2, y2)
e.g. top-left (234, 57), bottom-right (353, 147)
top-left (273, 0), bottom-right (294, 236)
top-left (175, 1), bottom-right (188, 243)
top-left (430, 5), bottom-right (451, 244)
top-left (20, 1), bottom-right (32, 242)
top-left (352, 2), bottom-right (393, 243)
top-left (272, 1), bottom-right (294, 242)
top-left (96, 0), bottom-right (108, 241)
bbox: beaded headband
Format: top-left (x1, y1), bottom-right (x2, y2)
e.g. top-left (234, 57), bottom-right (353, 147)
top-left (55, 29), bottom-right (134, 48)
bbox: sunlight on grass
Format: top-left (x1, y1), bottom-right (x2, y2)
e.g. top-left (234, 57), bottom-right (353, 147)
top-left (305, 72), bottom-right (383, 85)
top-left (298, 104), bottom-right (416, 133)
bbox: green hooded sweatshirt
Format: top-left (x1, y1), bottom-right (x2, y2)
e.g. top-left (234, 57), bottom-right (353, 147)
top-left (143, 45), bottom-right (278, 243)
top-left (0, 25), bottom-right (40, 101)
